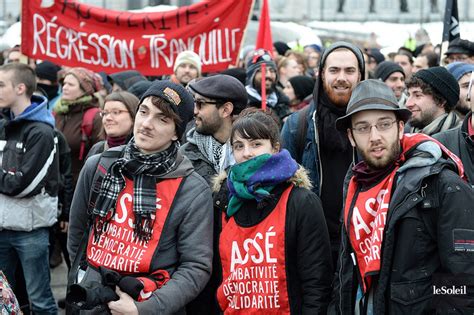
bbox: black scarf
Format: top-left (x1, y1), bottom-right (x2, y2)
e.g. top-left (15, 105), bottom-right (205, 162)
top-left (92, 139), bottom-right (179, 242)
top-left (37, 83), bottom-right (59, 102)
top-left (317, 93), bottom-right (351, 152)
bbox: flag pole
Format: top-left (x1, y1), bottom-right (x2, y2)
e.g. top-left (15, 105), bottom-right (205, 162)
top-left (261, 63), bottom-right (267, 110)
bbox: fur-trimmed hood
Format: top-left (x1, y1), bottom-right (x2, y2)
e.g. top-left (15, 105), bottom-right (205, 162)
top-left (212, 165), bottom-right (313, 193)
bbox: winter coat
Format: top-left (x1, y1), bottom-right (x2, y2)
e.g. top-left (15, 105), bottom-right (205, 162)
top-left (213, 167), bottom-right (333, 314)
top-left (179, 130), bottom-right (219, 185)
top-left (55, 97), bottom-right (103, 184)
top-left (67, 147), bottom-right (213, 314)
top-left (0, 95), bottom-right (59, 231)
top-left (434, 112), bottom-right (474, 185)
top-left (247, 87), bottom-right (291, 123)
top-left (329, 142), bottom-right (474, 314)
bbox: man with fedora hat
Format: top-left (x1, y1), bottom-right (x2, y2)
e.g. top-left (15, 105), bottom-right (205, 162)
top-left (329, 79), bottom-right (474, 314)
top-left (405, 66), bottom-right (462, 135)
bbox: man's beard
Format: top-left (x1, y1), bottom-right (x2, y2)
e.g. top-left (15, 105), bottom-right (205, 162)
top-left (409, 106), bottom-right (440, 129)
top-left (359, 139), bottom-right (401, 170)
top-left (256, 79), bottom-right (275, 95)
top-left (456, 100), bottom-right (471, 116)
top-left (323, 80), bottom-right (352, 107)
top-left (195, 115), bottom-right (221, 136)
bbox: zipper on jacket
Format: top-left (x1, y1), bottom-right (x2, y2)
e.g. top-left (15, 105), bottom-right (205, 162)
top-left (311, 110), bottom-right (324, 194)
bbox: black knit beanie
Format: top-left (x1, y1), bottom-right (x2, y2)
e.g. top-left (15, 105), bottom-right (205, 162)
top-left (35, 61), bottom-right (61, 83)
top-left (413, 66), bottom-right (460, 108)
top-left (140, 80), bottom-right (195, 140)
top-left (289, 76), bottom-right (315, 101)
top-left (374, 61), bottom-right (405, 82)
top-left (273, 41), bottom-right (291, 56)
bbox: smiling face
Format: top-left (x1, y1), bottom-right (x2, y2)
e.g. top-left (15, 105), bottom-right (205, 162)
top-left (102, 100), bottom-right (134, 138)
top-left (253, 66), bottom-right (277, 94)
top-left (385, 72), bottom-right (405, 99)
top-left (406, 86), bottom-right (445, 129)
top-left (348, 110), bottom-right (404, 170)
top-left (322, 49), bottom-right (361, 107)
top-left (133, 97), bottom-right (178, 154)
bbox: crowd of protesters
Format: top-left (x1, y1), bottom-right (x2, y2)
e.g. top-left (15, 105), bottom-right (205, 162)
top-left (0, 29), bottom-right (474, 315)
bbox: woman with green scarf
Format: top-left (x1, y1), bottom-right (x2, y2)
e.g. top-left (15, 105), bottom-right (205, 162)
top-left (215, 108), bottom-right (333, 314)
top-left (54, 67), bottom-right (104, 184)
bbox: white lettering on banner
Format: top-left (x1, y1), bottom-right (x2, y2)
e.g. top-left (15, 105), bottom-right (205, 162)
top-left (33, 12), bottom-right (240, 71)
top-left (33, 14), bottom-right (135, 68)
top-left (87, 193), bottom-right (158, 273)
top-left (354, 189), bottom-right (390, 264)
top-left (224, 227), bottom-right (283, 310)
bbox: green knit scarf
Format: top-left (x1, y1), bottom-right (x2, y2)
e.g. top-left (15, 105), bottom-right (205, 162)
top-left (54, 95), bottom-right (93, 114)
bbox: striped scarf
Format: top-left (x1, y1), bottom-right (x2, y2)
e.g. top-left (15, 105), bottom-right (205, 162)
top-left (92, 139), bottom-right (178, 242)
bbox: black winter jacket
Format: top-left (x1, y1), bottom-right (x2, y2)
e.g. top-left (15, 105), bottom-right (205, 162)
top-left (434, 112), bottom-right (474, 185)
top-left (214, 168), bottom-right (333, 314)
top-left (329, 149), bottom-right (474, 314)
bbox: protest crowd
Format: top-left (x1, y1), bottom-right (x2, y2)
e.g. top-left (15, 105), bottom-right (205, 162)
top-left (1, 0), bottom-right (474, 314)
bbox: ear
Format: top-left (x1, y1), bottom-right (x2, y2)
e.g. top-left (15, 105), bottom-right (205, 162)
top-left (273, 142), bottom-right (281, 153)
top-left (347, 128), bottom-right (356, 147)
top-left (398, 121), bottom-right (405, 139)
top-left (16, 83), bottom-right (27, 96)
top-left (220, 102), bottom-right (234, 118)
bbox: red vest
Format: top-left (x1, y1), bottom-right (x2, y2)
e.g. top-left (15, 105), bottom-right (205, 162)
top-left (344, 170), bottom-right (396, 292)
top-left (86, 177), bottom-right (182, 274)
top-left (217, 186), bottom-right (292, 314)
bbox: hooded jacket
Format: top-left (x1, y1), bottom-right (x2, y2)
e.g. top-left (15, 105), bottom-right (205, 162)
top-left (280, 42), bottom-right (365, 256)
top-left (213, 167), bottom-right (333, 314)
top-left (0, 95), bottom-right (59, 231)
top-left (329, 137), bottom-right (474, 314)
top-left (67, 146), bottom-right (213, 314)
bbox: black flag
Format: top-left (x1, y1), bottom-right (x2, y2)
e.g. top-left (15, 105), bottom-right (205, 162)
top-left (442, 0), bottom-right (460, 42)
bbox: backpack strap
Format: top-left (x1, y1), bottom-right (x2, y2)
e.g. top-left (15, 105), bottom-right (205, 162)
top-left (67, 147), bottom-right (124, 289)
top-left (79, 107), bottom-right (100, 161)
top-left (295, 106), bottom-right (310, 163)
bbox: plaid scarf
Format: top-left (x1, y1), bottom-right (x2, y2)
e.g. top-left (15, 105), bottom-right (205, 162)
top-left (92, 139), bottom-right (179, 242)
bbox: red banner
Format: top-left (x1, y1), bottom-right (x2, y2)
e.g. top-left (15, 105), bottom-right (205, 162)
top-left (21, 0), bottom-right (255, 75)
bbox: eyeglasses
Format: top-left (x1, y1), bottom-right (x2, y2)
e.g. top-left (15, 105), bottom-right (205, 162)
top-left (194, 99), bottom-right (219, 110)
top-left (100, 110), bottom-right (129, 118)
top-left (352, 119), bottom-right (398, 135)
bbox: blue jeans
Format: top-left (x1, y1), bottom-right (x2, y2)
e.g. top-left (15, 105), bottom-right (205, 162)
top-left (0, 228), bottom-right (58, 315)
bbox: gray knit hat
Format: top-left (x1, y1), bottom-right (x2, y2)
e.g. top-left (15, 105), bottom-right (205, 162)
top-left (335, 79), bottom-right (412, 131)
